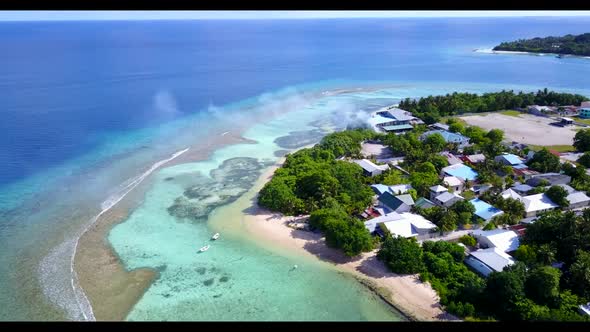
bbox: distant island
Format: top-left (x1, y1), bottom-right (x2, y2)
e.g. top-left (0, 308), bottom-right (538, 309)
top-left (493, 33), bottom-right (590, 57)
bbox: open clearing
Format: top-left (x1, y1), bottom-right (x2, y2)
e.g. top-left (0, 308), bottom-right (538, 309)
top-left (459, 113), bottom-right (578, 146)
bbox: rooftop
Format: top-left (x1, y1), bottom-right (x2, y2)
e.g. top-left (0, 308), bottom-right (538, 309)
top-left (472, 229), bottom-right (520, 253)
top-left (496, 153), bottom-right (525, 166)
top-left (435, 191), bottom-right (463, 203)
top-left (501, 188), bottom-right (523, 200)
top-left (441, 163), bottom-right (479, 181)
top-left (469, 198), bottom-right (504, 221)
top-left (381, 108), bottom-right (417, 122)
top-left (415, 197), bottom-right (436, 209)
top-left (353, 159), bottom-right (389, 173)
top-left (398, 212), bottom-right (437, 230)
top-left (382, 219), bottom-right (418, 238)
top-left (431, 122), bottom-right (450, 131)
top-left (469, 248), bottom-right (516, 274)
top-left (430, 185), bottom-right (448, 193)
top-left (382, 124), bottom-right (414, 131)
top-left (512, 184), bottom-right (534, 193)
top-left (443, 176), bottom-right (464, 187)
top-left (422, 130), bottom-right (470, 144)
top-left (567, 191), bottom-right (590, 205)
top-left (520, 193), bottom-right (559, 213)
top-left (465, 154), bottom-right (486, 163)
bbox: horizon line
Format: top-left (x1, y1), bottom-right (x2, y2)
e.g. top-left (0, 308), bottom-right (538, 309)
top-left (1, 10), bottom-right (590, 21)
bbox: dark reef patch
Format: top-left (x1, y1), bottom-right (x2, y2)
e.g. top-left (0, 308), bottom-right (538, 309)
top-left (273, 129), bottom-right (326, 149)
top-left (274, 149), bottom-right (291, 157)
top-left (219, 276), bottom-right (230, 283)
top-left (203, 278), bottom-right (215, 286)
top-left (167, 157), bottom-right (274, 221)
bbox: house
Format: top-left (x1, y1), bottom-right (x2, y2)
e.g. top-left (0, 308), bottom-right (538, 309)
top-left (381, 219), bottom-right (419, 238)
top-left (379, 192), bottom-right (415, 213)
top-left (441, 152), bottom-right (463, 165)
top-left (434, 191), bottom-right (464, 208)
top-left (582, 101), bottom-right (590, 108)
top-left (501, 188), bottom-right (522, 200)
top-left (380, 124), bottom-right (414, 134)
top-left (471, 229), bottom-right (520, 253)
top-left (528, 105), bottom-right (557, 115)
top-left (511, 184), bottom-right (534, 195)
top-left (526, 173), bottom-right (572, 187)
top-left (441, 163), bottom-right (479, 182)
top-left (465, 248), bottom-right (516, 277)
top-left (512, 167), bottom-right (540, 180)
top-left (494, 153), bottom-right (526, 167)
top-left (579, 108), bottom-right (590, 119)
top-left (429, 185), bottom-right (448, 201)
top-left (519, 193), bottom-right (559, 217)
top-left (462, 154), bottom-right (486, 164)
top-left (352, 159), bottom-right (390, 177)
top-left (469, 198), bottom-right (504, 222)
top-left (579, 303), bottom-right (590, 317)
top-left (443, 176), bottom-right (464, 193)
top-left (415, 197), bottom-right (436, 210)
top-left (567, 191), bottom-right (590, 210)
top-left (559, 117), bottom-right (574, 126)
top-left (556, 183), bottom-right (576, 194)
top-left (430, 122), bottom-right (450, 131)
top-left (420, 130), bottom-right (471, 149)
top-left (470, 184), bottom-right (493, 196)
top-left (376, 107), bottom-right (418, 125)
top-left (364, 212), bottom-right (436, 237)
top-left (398, 212), bottom-right (438, 235)
top-left (370, 184), bottom-right (412, 196)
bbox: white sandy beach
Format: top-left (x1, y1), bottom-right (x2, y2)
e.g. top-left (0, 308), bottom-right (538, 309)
top-left (474, 48), bottom-right (590, 59)
top-left (218, 163), bottom-right (457, 321)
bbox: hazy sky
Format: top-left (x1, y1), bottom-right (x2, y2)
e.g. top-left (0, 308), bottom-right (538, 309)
top-left (0, 10), bottom-right (589, 21)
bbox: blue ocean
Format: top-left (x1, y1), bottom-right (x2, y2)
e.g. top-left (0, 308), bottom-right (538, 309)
top-left (1, 17), bottom-right (590, 321)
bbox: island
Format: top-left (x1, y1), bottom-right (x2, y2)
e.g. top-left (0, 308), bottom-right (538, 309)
top-left (256, 89), bottom-right (590, 321)
top-left (493, 33), bottom-right (590, 57)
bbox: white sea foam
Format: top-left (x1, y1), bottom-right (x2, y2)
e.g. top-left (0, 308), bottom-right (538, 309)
top-left (38, 148), bottom-right (189, 321)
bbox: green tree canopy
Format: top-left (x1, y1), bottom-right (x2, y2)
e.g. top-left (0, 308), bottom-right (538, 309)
top-left (377, 235), bottom-right (425, 274)
top-left (527, 148), bottom-right (561, 173)
top-left (574, 129), bottom-right (590, 152)
top-left (545, 185), bottom-right (570, 208)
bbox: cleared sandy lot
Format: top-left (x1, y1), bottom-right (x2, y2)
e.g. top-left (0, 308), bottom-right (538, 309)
top-left (459, 113), bottom-right (578, 146)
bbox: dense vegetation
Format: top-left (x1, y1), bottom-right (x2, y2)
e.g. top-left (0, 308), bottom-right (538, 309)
top-left (378, 234), bottom-right (589, 321)
top-left (526, 148), bottom-right (561, 173)
top-left (493, 33), bottom-right (590, 57)
top-left (258, 129), bottom-right (378, 257)
top-left (398, 89), bottom-right (587, 124)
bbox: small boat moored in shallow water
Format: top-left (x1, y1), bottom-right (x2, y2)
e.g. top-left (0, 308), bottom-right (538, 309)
top-left (199, 245), bottom-right (210, 252)
top-left (211, 233), bottom-right (220, 240)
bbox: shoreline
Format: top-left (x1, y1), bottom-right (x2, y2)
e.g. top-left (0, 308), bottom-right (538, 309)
top-left (212, 159), bottom-right (457, 322)
top-left (473, 48), bottom-right (590, 60)
top-left (73, 132), bottom-right (253, 321)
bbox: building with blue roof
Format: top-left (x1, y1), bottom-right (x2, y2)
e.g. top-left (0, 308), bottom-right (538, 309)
top-left (469, 198), bottom-right (504, 221)
top-left (441, 163), bottom-right (479, 181)
top-left (494, 153), bottom-right (526, 167)
top-left (420, 130), bottom-right (471, 148)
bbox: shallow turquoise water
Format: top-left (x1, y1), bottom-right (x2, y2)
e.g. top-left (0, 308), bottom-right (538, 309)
top-left (106, 81), bottom-right (590, 321)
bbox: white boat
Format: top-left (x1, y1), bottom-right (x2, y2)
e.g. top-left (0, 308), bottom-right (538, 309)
top-left (211, 233), bottom-right (220, 240)
top-left (199, 245), bottom-right (210, 252)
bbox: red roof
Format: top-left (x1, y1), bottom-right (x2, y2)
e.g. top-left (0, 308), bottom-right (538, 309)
top-left (549, 150), bottom-right (561, 157)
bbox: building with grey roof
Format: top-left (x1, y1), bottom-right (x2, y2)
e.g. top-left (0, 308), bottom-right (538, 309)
top-left (433, 191), bottom-right (464, 208)
top-left (526, 173), bottom-right (571, 187)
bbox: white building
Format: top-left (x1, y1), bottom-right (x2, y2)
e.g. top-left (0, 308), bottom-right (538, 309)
top-left (443, 176), bottom-right (465, 193)
top-left (352, 159), bottom-right (389, 177)
top-left (471, 229), bottom-right (520, 253)
top-left (519, 193), bottom-right (559, 218)
top-left (429, 185), bottom-right (448, 201)
top-left (364, 212), bottom-right (436, 237)
top-left (567, 191), bottom-right (590, 210)
top-left (465, 248), bottom-right (516, 277)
